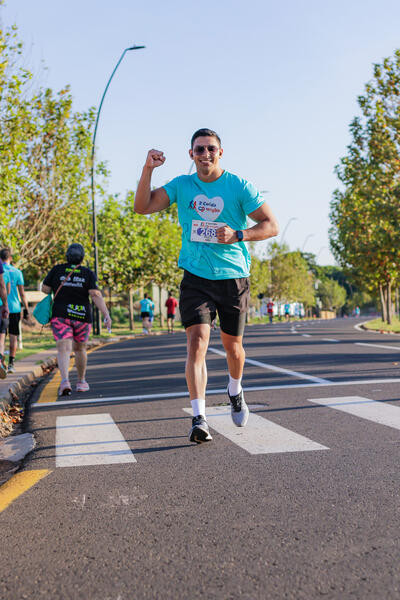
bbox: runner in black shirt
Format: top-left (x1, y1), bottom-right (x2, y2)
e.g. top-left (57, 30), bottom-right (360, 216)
top-left (42, 243), bottom-right (111, 396)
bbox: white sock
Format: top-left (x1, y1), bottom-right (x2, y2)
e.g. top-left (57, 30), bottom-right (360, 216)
top-left (191, 398), bottom-right (206, 417)
top-left (228, 374), bottom-right (242, 397)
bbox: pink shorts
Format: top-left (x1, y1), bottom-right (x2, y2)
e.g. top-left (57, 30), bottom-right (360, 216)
top-left (50, 317), bottom-right (91, 343)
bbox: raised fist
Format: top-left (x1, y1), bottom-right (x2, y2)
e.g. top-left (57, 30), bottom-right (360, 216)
top-left (145, 149), bottom-right (166, 169)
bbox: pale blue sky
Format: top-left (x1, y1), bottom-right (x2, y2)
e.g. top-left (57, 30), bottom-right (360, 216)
top-left (3, 0), bottom-right (400, 265)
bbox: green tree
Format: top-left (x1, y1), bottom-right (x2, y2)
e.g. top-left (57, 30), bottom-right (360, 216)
top-left (269, 243), bottom-right (315, 307)
top-left (330, 50), bottom-right (400, 323)
top-left (317, 279), bottom-right (347, 314)
top-left (249, 255), bottom-right (271, 301)
top-left (0, 21), bottom-right (96, 276)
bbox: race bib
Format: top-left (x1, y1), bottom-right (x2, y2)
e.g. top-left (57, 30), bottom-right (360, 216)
top-left (190, 220), bottom-right (226, 243)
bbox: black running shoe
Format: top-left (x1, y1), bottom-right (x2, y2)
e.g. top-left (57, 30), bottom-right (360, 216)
top-left (228, 387), bottom-right (249, 427)
top-left (189, 415), bottom-right (212, 444)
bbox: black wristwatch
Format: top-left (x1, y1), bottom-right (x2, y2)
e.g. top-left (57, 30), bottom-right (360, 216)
top-left (236, 230), bottom-right (244, 242)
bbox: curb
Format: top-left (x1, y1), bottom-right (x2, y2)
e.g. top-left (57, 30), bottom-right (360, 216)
top-left (0, 433), bottom-right (36, 485)
top-left (0, 356), bottom-right (58, 414)
top-left (355, 321), bottom-right (400, 336)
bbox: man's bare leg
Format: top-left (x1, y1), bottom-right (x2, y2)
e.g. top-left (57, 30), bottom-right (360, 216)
top-left (220, 329), bottom-right (249, 427)
top-left (186, 323), bottom-right (212, 442)
top-left (220, 330), bottom-right (245, 380)
top-left (185, 323), bottom-right (210, 401)
top-left (9, 333), bottom-right (18, 365)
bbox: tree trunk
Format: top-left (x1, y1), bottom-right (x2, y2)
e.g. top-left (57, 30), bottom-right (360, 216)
top-left (128, 287), bottom-right (134, 331)
top-left (379, 284), bottom-right (387, 322)
top-left (159, 286), bottom-right (164, 328)
top-left (386, 280), bottom-right (392, 325)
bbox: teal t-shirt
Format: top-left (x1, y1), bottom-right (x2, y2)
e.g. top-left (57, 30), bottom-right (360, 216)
top-left (163, 171), bottom-right (264, 280)
top-left (140, 298), bottom-right (153, 313)
top-left (3, 264), bottom-right (24, 313)
top-left (0, 264), bottom-right (23, 312)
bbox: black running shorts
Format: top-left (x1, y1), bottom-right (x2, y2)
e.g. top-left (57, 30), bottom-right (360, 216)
top-left (8, 312), bottom-right (20, 336)
top-left (179, 270), bottom-right (249, 337)
top-left (0, 315), bottom-right (9, 334)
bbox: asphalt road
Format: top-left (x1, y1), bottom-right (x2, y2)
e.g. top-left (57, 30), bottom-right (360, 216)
top-left (2, 317), bottom-right (400, 599)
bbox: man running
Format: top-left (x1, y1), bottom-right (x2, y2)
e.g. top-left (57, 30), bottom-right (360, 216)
top-left (165, 291), bottom-right (178, 333)
top-left (135, 128), bottom-right (279, 443)
top-left (267, 298), bottom-right (274, 324)
top-left (139, 293), bottom-right (153, 334)
top-left (0, 248), bottom-right (30, 373)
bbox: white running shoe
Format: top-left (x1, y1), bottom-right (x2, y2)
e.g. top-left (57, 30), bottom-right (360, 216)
top-left (228, 387), bottom-right (249, 427)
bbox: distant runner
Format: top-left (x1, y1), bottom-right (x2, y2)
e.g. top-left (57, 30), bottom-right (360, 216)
top-left (0, 247), bottom-right (30, 373)
top-left (135, 128), bottom-right (279, 443)
top-left (140, 293), bottom-right (153, 335)
top-left (0, 261), bottom-right (9, 379)
top-left (165, 291), bottom-right (178, 333)
top-left (284, 302), bottom-right (291, 321)
top-left (41, 243), bottom-right (111, 396)
top-left (267, 299), bottom-right (274, 324)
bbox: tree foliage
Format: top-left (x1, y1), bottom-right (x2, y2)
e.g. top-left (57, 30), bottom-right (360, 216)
top-left (269, 243), bottom-right (315, 306)
top-left (330, 50), bottom-right (400, 323)
top-left (318, 278), bottom-right (347, 313)
top-left (0, 21), bottom-right (94, 275)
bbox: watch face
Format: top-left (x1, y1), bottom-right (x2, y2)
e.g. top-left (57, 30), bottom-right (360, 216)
top-left (237, 230), bottom-right (243, 241)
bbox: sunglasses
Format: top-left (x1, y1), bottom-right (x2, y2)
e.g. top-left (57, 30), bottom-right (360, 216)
top-left (193, 145), bottom-right (220, 155)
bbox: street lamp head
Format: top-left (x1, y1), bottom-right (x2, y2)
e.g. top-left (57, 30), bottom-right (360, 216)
top-left (127, 44), bottom-right (146, 50)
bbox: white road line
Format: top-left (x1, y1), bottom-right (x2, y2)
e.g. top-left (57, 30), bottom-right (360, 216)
top-left (32, 378), bottom-right (400, 409)
top-left (307, 396), bottom-right (400, 431)
top-left (183, 407), bottom-right (328, 454)
top-left (323, 338), bottom-right (339, 342)
top-left (355, 342), bottom-right (400, 351)
top-left (208, 346), bottom-right (330, 384)
top-left (302, 334), bottom-right (311, 338)
top-left (56, 413), bottom-right (136, 467)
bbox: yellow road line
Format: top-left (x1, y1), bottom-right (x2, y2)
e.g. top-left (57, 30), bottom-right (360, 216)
top-left (36, 341), bottom-right (118, 404)
top-left (0, 470), bottom-right (51, 513)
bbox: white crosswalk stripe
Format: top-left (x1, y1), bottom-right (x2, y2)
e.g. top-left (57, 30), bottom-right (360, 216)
top-left (183, 406), bottom-right (329, 454)
top-left (208, 346), bottom-right (330, 384)
top-left (56, 413), bottom-right (136, 467)
top-left (307, 396), bottom-right (400, 431)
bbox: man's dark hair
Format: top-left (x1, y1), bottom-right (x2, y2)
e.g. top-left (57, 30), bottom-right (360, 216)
top-left (191, 128), bottom-right (221, 148)
top-left (0, 247), bottom-right (12, 261)
top-left (144, 293), bottom-right (148, 299)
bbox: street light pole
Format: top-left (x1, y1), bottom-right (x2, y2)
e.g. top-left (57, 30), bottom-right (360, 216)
top-left (280, 217), bottom-right (298, 246)
top-left (301, 233), bottom-right (315, 252)
top-left (91, 44), bottom-right (145, 334)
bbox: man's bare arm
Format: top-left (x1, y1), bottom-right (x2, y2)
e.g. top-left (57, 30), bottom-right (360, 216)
top-left (17, 284), bottom-right (29, 311)
top-left (216, 202), bottom-right (279, 244)
top-left (134, 149), bottom-right (170, 215)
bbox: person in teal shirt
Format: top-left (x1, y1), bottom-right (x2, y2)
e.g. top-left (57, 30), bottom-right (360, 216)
top-left (139, 293), bottom-right (154, 334)
top-left (135, 128), bottom-right (279, 444)
top-left (0, 248), bottom-right (30, 373)
top-left (0, 263), bottom-right (10, 378)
